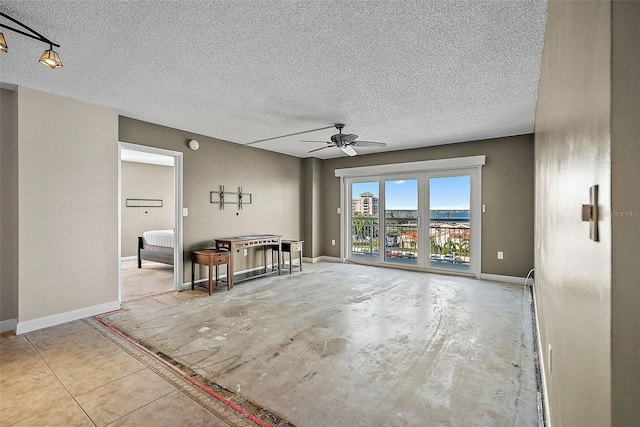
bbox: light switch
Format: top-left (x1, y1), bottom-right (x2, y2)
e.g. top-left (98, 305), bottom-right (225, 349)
top-left (183, 208), bottom-right (189, 216)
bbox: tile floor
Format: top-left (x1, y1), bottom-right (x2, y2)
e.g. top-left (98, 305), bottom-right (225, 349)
top-left (121, 260), bottom-right (174, 301)
top-left (0, 318), bottom-right (260, 426)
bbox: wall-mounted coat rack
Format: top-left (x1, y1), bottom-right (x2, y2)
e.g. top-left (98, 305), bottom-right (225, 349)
top-left (210, 185), bottom-right (252, 210)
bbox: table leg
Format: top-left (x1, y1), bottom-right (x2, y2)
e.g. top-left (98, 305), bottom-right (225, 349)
top-left (278, 245), bottom-right (281, 275)
top-left (289, 251), bottom-right (292, 274)
top-left (191, 257), bottom-right (195, 290)
top-left (227, 255), bottom-right (233, 291)
top-left (208, 264), bottom-right (213, 295)
top-left (299, 248), bottom-right (303, 271)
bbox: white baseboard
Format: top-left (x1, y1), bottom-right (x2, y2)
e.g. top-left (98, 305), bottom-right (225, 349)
top-left (16, 300), bottom-right (121, 335)
top-left (0, 318), bottom-right (17, 334)
top-left (479, 273), bottom-right (529, 285)
top-left (303, 256), bottom-right (342, 263)
top-left (120, 256), bottom-right (137, 261)
top-left (532, 286), bottom-right (552, 427)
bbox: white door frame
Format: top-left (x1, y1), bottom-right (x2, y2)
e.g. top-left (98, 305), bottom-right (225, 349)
top-left (118, 142), bottom-right (184, 301)
top-left (336, 156), bottom-right (485, 277)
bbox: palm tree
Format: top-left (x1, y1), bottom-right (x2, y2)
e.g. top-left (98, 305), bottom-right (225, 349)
top-left (458, 239), bottom-right (470, 257)
top-left (443, 238), bottom-right (455, 255)
top-left (430, 236), bottom-right (442, 256)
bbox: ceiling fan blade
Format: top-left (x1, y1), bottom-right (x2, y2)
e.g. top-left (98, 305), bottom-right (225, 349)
top-left (244, 125), bottom-right (335, 145)
top-left (352, 141), bottom-right (387, 147)
top-left (300, 140), bottom-right (331, 143)
top-left (341, 145), bottom-right (358, 157)
top-left (307, 146), bottom-right (332, 154)
top-left (342, 134), bottom-right (358, 143)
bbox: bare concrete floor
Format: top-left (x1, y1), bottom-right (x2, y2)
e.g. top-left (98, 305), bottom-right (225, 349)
top-left (102, 263), bottom-right (537, 426)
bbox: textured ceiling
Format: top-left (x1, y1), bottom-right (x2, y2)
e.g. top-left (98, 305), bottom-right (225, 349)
top-left (0, 1), bottom-right (547, 159)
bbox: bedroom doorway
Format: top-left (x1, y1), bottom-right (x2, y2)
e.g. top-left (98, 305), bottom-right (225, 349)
top-left (118, 142), bottom-right (184, 301)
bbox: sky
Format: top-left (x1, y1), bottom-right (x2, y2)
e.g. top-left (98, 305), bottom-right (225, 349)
top-left (352, 175), bottom-right (470, 210)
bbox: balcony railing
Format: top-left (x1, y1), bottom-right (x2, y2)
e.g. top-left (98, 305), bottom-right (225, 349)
top-left (351, 216), bottom-right (470, 265)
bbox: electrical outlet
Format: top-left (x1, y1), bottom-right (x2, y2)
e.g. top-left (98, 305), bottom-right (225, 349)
top-left (337, 207), bottom-right (341, 214)
top-left (243, 249), bottom-right (247, 256)
top-left (331, 240), bottom-right (336, 246)
top-left (497, 251), bottom-right (504, 260)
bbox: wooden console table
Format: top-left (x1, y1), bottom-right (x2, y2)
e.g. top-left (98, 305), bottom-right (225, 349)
top-left (215, 235), bottom-right (281, 286)
top-left (191, 249), bottom-right (232, 294)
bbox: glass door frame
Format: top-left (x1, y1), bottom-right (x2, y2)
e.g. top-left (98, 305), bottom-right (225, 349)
top-left (381, 174), bottom-right (424, 267)
top-left (345, 176), bottom-right (382, 263)
top-left (424, 169), bottom-right (478, 275)
top-left (337, 156), bottom-right (484, 278)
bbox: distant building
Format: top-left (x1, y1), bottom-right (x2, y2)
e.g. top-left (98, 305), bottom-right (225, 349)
top-left (352, 192), bottom-right (379, 215)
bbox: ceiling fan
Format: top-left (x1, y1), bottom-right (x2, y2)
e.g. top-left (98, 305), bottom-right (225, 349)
top-left (301, 124), bottom-right (387, 157)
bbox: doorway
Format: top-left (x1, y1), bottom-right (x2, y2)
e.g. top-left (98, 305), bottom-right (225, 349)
top-left (339, 157), bottom-right (484, 277)
top-left (118, 142), bottom-right (183, 301)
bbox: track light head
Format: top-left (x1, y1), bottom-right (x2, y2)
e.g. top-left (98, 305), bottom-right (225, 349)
top-left (39, 46), bottom-right (62, 68)
top-left (0, 32), bottom-right (7, 53)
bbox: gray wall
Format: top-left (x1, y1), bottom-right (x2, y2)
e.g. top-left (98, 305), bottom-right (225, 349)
top-left (16, 87), bottom-right (119, 329)
top-left (610, 1), bottom-right (639, 425)
top-left (302, 157), bottom-right (322, 259)
top-left (321, 134), bottom-right (535, 277)
top-left (121, 161), bottom-right (175, 257)
top-left (0, 88), bottom-right (18, 325)
top-left (534, 1), bottom-right (613, 425)
top-left (119, 117), bottom-right (304, 283)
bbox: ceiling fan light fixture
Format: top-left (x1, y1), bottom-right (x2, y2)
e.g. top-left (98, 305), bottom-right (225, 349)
top-left (39, 47), bottom-right (62, 68)
top-left (341, 145), bottom-right (357, 157)
top-left (0, 32), bottom-right (7, 53)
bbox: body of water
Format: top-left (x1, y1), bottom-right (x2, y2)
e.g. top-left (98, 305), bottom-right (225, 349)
top-left (430, 210), bottom-right (470, 220)
top-left (383, 209), bottom-right (470, 222)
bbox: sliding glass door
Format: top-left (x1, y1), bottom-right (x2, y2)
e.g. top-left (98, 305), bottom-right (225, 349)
top-left (345, 166), bottom-right (480, 276)
top-left (428, 174), bottom-right (471, 272)
top-left (384, 178), bottom-right (419, 265)
top-left (350, 181), bottom-right (380, 261)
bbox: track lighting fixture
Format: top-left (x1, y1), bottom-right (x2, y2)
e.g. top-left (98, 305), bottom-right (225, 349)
top-left (0, 31), bottom-right (7, 53)
top-left (0, 11), bottom-right (63, 68)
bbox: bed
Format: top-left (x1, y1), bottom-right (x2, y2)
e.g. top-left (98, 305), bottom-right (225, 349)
top-left (137, 229), bottom-right (174, 268)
